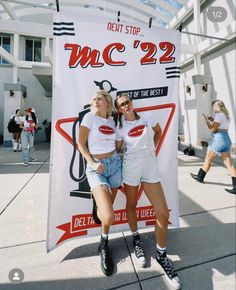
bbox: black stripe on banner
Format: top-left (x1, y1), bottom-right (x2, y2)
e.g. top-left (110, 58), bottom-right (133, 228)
top-left (53, 32), bottom-right (75, 36)
top-left (165, 66), bottom-right (180, 70)
top-left (167, 75), bottom-right (180, 78)
top-left (166, 71), bottom-right (180, 74)
top-left (53, 27), bottom-right (75, 31)
top-left (53, 22), bottom-right (74, 25)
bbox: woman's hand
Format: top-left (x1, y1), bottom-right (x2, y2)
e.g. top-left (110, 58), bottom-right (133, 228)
top-left (91, 162), bottom-right (105, 173)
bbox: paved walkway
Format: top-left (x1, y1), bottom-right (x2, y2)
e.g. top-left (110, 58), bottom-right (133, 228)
top-left (0, 142), bottom-right (235, 290)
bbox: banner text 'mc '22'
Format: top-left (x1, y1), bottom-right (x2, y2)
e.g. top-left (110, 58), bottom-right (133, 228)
top-left (64, 41), bottom-right (176, 68)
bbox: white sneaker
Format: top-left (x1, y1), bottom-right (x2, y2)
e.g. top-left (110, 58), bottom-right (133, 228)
top-left (23, 163), bottom-right (29, 167)
top-left (30, 158), bottom-right (37, 162)
top-left (156, 250), bottom-right (181, 289)
top-left (133, 237), bottom-right (146, 268)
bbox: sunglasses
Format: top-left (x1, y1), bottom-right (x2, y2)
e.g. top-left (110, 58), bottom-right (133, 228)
top-left (119, 99), bottom-right (132, 108)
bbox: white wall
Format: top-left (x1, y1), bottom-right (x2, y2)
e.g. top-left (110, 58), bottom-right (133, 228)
top-left (179, 0), bottom-right (236, 145)
top-left (0, 66), bottom-right (13, 136)
top-left (0, 66), bottom-right (52, 142)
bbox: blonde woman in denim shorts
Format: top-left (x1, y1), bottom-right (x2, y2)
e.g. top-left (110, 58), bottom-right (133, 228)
top-left (191, 100), bottom-right (236, 194)
top-left (115, 94), bottom-right (181, 290)
top-left (78, 90), bottom-right (122, 276)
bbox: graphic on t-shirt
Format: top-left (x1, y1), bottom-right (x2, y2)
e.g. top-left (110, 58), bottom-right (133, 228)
top-left (98, 125), bottom-right (115, 135)
top-left (128, 124), bottom-right (145, 137)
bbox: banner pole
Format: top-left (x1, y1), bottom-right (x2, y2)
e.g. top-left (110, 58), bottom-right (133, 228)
top-left (181, 30), bottom-right (230, 42)
top-left (55, 0), bottom-right (59, 12)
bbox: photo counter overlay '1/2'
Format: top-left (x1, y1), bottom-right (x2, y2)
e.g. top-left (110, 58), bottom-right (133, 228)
top-left (47, 10), bottom-right (181, 252)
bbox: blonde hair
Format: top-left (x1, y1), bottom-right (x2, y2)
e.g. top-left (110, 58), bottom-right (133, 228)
top-left (90, 90), bottom-right (113, 118)
top-left (212, 100), bottom-right (230, 119)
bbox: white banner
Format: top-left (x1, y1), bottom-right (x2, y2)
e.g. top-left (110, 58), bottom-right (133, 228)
top-left (47, 10), bottom-right (181, 252)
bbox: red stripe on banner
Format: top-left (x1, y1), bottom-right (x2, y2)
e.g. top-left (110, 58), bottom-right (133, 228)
top-left (56, 206), bottom-right (173, 245)
top-left (55, 117), bottom-right (78, 148)
top-left (56, 222), bottom-right (87, 244)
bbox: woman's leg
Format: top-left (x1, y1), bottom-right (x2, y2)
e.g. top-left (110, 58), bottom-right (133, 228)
top-left (221, 152), bottom-right (236, 176)
top-left (12, 132), bottom-right (17, 151)
top-left (221, 152), bottom-right (236, 194)
top-left (142, 182), bottom-right (169, 248)
top-left (142, 181), bottom-right (181, 289)
top-left (93, 185), bottom-right (114, 235)
top-left (21, 132), bottom-right (29, 164)
top-left (92, 185), bottom-right (115, 276)
top-left (15, 132), bottom-right (21, 151)
top-left (124, 184), bottom-right (139, 232)
top-left (191, 150), bottom-right (217, 182)
top-left (110, 188), bottom-right (118, 203)
top-left (124, 183), bottom-right (146, 267)
top-left (15, 132), bottom-right (21, 143)
top-left (202, 150), bottom-right (217, 172)
top-left (28, 133), bottom-right (35, 161)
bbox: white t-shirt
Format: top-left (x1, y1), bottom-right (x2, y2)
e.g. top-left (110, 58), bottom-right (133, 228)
top-left (21, 116), bottom-right (38, 132)
top-left (116, 114), bottom-right (156, 153)
top-left (81, 112), bottom-right (116, 154)
top-left (213, 112), bottom-right (230, 130)
top-left (10, 114), bottom-right (22, 125)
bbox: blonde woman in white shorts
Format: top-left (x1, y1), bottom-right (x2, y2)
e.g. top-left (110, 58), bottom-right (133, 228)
top-left (78, 90), bottom-right (122, 276)
top-left (115, 94), bottom-right (181, 290)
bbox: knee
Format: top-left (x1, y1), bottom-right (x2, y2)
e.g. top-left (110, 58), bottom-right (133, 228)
top-left (126, 200), bottom-right (137, 211)
top-left (156, 209), bottom-right (169, 225)
top-left (101, 211), bottom-right (114, 226)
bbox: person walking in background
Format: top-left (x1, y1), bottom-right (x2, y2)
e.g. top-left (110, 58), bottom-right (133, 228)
top-left (114, 94), bottom-right (181, 290)
top-left (20, 107), bottom-right (38, 166)
top-left (78, 90), bottom-right (122, 276)
top-left (191, 100), bottom-right (236, 194)
top-left (8, 109), bottom-right (22, 152)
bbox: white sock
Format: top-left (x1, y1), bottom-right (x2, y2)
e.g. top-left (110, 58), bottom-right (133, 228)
top-left (132, 230), bottom-right (139, 236)
top-left (156, 244), bottom-right (166, 254)
top-left (101, 233), bottom-right (108, 240)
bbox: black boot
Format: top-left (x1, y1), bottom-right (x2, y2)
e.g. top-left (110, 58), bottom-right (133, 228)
top-left (225, 177), bottom-right (236, 194)
top-left (92, 198), bottom-right (101, 224)
top-left (98, 236), bottom-right (114, 276)
top-left (190, 168), bottom-right (206, 183)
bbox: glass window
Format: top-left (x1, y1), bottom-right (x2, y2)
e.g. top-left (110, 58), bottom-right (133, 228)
top-left (0, 35), bottom-right (11, 64)
top-left (25, 39), bottom-right (33, 61)
top-left (25, 39), bottom-right (42, 62)
top-left (34, 40), bottom-right (41, 62)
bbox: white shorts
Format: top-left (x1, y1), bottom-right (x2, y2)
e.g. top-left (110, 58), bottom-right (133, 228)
top-left (122, 149), bottom-right (161, 186)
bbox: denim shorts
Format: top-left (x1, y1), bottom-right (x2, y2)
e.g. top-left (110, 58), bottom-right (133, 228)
top-left (122, 149), bottom-right (161, 186)
top-left (86, 151), bottom-right (122, 191)
top-left (208, 132), bottom-right (232, 154)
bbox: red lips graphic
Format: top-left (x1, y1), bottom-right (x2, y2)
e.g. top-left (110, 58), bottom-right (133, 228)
top-left (99, 125), bottom-right (115, 135)
top-left (128, 125), bottom-right (145, 137)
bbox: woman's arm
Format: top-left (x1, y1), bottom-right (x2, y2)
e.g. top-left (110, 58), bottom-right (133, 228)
top-left (19, 121), bottom-right (24, 129)
top-left (78, 126), bottom-right (104, 173)
top-left (78, 126), bottom-right (96, 166)
top-left (116, 140), bottom-right (123, 152)
top-left (152, 123), bottom-right (162, 147)
top-left (210, 122), bottom-right (220, 133)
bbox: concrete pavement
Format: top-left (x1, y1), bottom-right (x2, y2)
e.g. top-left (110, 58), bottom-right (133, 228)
top-left (0, 142), bottom-right (235, 290)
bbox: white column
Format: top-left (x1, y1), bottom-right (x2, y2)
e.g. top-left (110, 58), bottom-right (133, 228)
top-left (193, 0), bottom-right (201, 75)
top-left (13, 33), bottom-right (19, 84)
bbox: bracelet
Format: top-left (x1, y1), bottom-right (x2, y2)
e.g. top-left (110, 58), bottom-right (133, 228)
top-left (90, 162), bottom-right (101, 171)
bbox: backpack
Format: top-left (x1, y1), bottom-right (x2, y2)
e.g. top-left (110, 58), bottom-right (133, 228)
top-left (183, 146), bottom-right (195, 156)
top-left (7, 116), bottom-right (17, 133)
